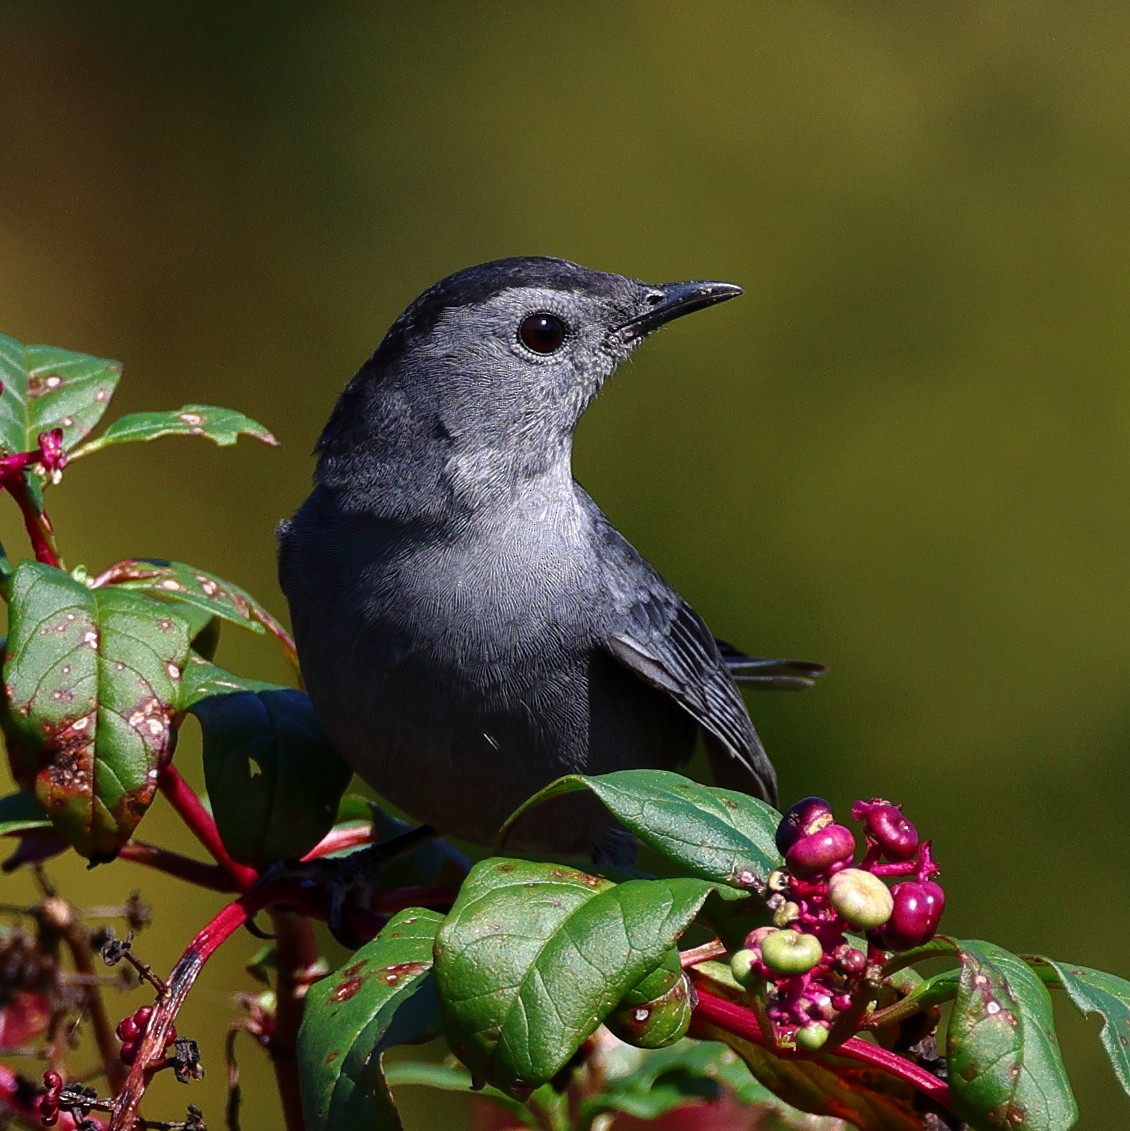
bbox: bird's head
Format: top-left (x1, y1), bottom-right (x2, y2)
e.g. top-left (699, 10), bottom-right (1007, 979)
top-left (315, 257), bottom-right (741, 504)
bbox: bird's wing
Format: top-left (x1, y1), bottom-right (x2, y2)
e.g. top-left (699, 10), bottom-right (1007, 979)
top-left (581, 491), bottom-right (778, 802)
top-left (713, 640), bottom-right (826, 691)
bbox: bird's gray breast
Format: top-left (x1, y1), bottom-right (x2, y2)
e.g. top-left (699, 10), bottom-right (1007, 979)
top-left (285, 484), bottom-right (608, 847)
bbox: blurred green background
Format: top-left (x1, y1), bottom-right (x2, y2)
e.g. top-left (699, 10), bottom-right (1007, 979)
top-left (2, 2), bottom-right (1129, 1127)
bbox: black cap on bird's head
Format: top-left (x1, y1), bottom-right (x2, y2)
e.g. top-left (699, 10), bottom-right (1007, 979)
top-left (316, 257), bottom-right (742, 498)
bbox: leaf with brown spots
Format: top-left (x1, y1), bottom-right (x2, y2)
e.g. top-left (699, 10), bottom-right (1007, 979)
top-left (67, 403), bottom-right (277, 459)
top-left (1026, 956), bottom-right (1130, 1101)
top-left (0, 333), bottom-right (121, 456)
top-left (298, 907), bottom-right (444, 1131)
top-left (2, 562), bottom-right (191, 861)
top-left (948, 939), bottom-right (1078, 1130)
top-left (93, 558), bottom-right (290, 646)
top-left (500, 769), bottom-right (781, 889)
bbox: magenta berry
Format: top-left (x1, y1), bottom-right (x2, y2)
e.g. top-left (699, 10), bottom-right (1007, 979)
top-left (775, 796), bottom-right (834, 854)
top-left (832, 944), bottom-right (868, 978)
top-left (861, 803), bottom-right (919, 861)
top-left (879, 880), bottom-right (946, 950)
top-left (785, 822), bottom-right (856, 878)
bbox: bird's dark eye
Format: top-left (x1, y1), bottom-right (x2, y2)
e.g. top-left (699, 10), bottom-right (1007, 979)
top-left (518, 313), bottom-right (566, 355)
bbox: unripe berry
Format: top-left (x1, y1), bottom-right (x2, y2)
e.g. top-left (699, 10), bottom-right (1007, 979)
top-left (760, 929), bottom-right (823, 976)
top-left (879, 881), bottom-right (946, 950)
top-left (863, 804), bottom-right (919, 861)
top-left (795, 1022), bottom-right (829, 1050)
top-left (775, 796), bottom-right (835, 854)
top-left (730, 948), bottom-right (764, 986)
top-left (828, 868), bottom-right (894, 929)
top-left (785, 823), bottom-right (856, 878)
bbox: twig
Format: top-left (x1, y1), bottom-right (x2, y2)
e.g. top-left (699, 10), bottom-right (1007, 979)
top-left (691, 985), bottom-right (952, 1110)
top-left (118, 841), bottom-right (241, 892)
top-left (157, 766), bottom-right (259, 891)
top-left (267, 907), bottom-right (322, 1131)
top-left (8, 474), bottom-right (62, 567)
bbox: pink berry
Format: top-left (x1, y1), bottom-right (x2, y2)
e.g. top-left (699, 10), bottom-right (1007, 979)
top-left (879, 881), bottom-right (946, 949)
top-left (785, 823), bottom-right (856, 878)
top-left (775, 796), bottom-right (834, 854)
top-left (863, 804), bottom-right (919, 861)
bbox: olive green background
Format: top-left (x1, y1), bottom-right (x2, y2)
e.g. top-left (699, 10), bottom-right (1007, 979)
top-left (2, 3), bottom-right (1129, 1127)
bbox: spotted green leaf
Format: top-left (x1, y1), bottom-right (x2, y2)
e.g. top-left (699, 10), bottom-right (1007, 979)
top-left (2, 562), bottom-right (191, 861)
top-left (298, 907), bottom-right (444, 1131)
top-left (177, 656), bottom-right (281, 710)
top-left (68, 404), bottom-right (277, 459)
top-left (1027, 956), bottom-right (1130, 1100)
top-left (93, 558), bottom-right (292, 644)
top-left (0, 334), bottom-right (120, 455)
top-left (947, 940), bottom-right (1077, 1130)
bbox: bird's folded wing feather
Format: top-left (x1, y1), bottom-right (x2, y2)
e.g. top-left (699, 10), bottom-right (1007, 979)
top-left (713, 640), bottom-right (826, 690)
top-left (584, 494), bottom-right (777, 800)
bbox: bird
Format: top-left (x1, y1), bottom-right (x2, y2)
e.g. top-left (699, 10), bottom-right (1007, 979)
top-left (278, 257), bottom-right (822, 864)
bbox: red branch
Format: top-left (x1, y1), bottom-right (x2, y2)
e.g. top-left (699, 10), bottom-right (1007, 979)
top-left (691, 986), bottom-right (951, 1110)
top-left (117, 840), bottom-right (240, 892)
top-left (108, 882), bottom-right (308, 1131)
top-left (7, 475), bottom-right (61, 567)
top-left (157, 766), bottom-right (258, 891)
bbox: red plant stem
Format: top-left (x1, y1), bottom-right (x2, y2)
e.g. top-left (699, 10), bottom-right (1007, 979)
top-left (268, 907), bottom-right (322, 1131)
top-left (8, 476), bottom-right (61, 566)
top-left (109, 882), bottom-right (305, 1131)
top-left (679, 938), bottom-right (728, 968)
top-left (692, 986), bottom-right (952, 1110)
top-left (301, 823), bottom-right (373, 860)
top-left (157, 766), bottom-right (258, 891)
top-left (117, 840), bottom-right (240, 892)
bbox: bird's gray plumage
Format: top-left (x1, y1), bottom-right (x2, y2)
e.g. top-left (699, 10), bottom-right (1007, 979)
top-left (278, 256), bottom-right (821, 861)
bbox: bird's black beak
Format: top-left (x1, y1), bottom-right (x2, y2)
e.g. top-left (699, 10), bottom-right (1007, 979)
top-left (616, 280), bottom-right (743, 342)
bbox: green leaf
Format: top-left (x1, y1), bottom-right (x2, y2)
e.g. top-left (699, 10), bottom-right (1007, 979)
top-left (178, 655), bottom-right (281, 709)
top-left (68, 404), bottom-right (277, 459)
top-left (93, 559), bottom-right (269, 633)
top-left (948, 940), bottom-right (1078, 1130)
top-left (191, 688), bottom-right (352, 866)
top-left (2, 562), bottom-right (191, 861)
top-left (501, 769), bottom-right (782, 888)
top-left (0, 334), bottom-right (121, 454)
top-left (0, 790), bottom-right (51, 834)
top-left (298, 907), bottom-right (444, 1131)
top-left (1027, 956), bottom-right (1130, 1099)
top-left (433, 856), bottom-right (719, 1092)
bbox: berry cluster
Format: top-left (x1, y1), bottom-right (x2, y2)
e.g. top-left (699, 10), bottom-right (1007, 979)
top-left (116, 1004), bottom-right (176, 1065)
top-left (730, 796), bottom-right (944, 1050)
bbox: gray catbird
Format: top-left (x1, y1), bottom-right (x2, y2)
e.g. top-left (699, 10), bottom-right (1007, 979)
top-left (278, 257), bottom-right (821, 863)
